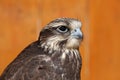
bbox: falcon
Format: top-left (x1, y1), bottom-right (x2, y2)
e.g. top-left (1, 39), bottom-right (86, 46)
top-left (0, 18), bottom-right (83, 80)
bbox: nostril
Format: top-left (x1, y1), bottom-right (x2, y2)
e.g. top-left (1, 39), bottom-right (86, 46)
top-left (74, 29), bottom-right (77, 32)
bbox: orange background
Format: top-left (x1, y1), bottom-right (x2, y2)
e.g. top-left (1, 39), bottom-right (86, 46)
top-left (0, 0), bottom-right (120, 80)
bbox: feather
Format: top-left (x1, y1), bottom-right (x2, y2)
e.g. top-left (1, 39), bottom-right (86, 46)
top-left (0, 18), bottom-right (83, 80)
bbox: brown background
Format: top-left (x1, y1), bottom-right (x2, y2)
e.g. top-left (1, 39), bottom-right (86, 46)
top-left (0, 0), bottom-right (120, 80)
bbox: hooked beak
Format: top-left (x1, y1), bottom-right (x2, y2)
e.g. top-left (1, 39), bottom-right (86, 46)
top-left (71, 27), bottom-right (83, 39)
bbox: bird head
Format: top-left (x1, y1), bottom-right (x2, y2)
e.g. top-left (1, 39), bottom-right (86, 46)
top-left (39, 18), bottom-right (83, 51)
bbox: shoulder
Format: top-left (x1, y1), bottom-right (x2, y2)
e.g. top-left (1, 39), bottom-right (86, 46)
top-left (0, 41), bottom-right (51, 80)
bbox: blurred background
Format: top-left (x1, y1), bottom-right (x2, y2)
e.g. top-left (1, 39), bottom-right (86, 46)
top-left (0, 0), bottom-right (120, 80)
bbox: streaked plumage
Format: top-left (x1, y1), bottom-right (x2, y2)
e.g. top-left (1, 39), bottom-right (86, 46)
top-left (0, 18), bottom-right (83, 80)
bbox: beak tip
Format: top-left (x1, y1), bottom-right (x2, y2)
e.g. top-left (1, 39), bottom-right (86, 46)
top-left (79, 35), bottom-right (83, 39)
top-left (77, 35), bottom-right (83, 40)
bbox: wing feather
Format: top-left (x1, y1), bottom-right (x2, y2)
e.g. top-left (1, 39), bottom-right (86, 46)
top-left (0, 41), bottom-right (54, 80)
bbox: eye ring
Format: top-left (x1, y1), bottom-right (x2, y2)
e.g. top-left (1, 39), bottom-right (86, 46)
top-left (57, 26), bottom-right (69, 33)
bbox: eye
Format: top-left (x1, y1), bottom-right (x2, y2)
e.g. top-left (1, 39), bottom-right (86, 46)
top-left (57, 26), bottom-right (69, 33)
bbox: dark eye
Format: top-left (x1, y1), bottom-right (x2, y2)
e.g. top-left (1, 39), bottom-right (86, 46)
top-left (57, 26), bottom-right (69, 33)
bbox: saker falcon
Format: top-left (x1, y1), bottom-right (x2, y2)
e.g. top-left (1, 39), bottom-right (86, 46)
top-left (0, 18), bottom-right (83, 80)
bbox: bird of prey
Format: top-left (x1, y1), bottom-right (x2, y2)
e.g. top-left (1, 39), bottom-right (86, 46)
top-left (0, 18), bottom-right (83, 80)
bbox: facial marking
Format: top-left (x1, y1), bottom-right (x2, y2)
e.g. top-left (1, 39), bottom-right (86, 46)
top-left (49, 22), bottom-right (67, 28)
top-left (41, 35), bottom-right (65, 53)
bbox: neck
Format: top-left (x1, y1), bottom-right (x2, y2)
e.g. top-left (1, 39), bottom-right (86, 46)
top-left (39, 41), bottom-right (79, 54)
